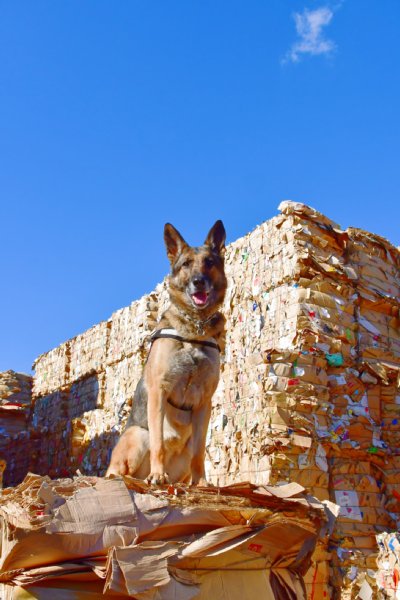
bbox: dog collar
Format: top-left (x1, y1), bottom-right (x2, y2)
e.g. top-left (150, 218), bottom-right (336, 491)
top-left (150, 328), bottom-right (220, 352)
top-left (175, 306), bottom-right (220, 336)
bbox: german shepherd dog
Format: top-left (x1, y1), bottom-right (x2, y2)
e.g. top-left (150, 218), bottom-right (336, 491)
top-left (106, 221), bottom-right (227, 485)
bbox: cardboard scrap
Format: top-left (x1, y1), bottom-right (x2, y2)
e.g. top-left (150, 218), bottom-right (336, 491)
top-left (0, 474), bottom-right (333, 599)
top-left (376, 532), bottom-right (400, 598)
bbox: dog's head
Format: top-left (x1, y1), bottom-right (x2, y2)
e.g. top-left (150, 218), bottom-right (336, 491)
top-left (164, 220), bottom-right (227, 315)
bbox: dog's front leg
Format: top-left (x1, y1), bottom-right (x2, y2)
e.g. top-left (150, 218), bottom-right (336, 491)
top-left (146, 384), bottom-right (169, 485)
top-left (190, 401), bottom-right (212, 486)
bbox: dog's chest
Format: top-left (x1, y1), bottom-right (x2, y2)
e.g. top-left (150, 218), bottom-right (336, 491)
top-left (163, 345), bottom-right (220, 410)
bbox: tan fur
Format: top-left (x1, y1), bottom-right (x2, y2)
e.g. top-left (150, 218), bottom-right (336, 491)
top-left (106, 221), bottom-right (227, 485)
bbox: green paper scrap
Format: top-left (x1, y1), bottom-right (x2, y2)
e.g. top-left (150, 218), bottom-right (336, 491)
top-left (345, 328), bottom-right (354, 342)
top-left (325, 352), bottom-right (344, 367)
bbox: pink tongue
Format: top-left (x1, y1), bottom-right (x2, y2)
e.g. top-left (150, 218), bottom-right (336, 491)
top-left (192, 292), bottom-right (208, 305)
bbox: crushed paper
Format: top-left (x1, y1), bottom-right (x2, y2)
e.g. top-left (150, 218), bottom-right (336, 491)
top-left (0, 474), bottom-right (332, 599)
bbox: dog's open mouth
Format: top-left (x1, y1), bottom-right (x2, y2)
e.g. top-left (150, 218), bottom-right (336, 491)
top-left (191, 291), bottom-right (209, 307)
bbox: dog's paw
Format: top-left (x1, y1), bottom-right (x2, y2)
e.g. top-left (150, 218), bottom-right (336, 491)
top-left (146, 472), bottom-right (170, 485)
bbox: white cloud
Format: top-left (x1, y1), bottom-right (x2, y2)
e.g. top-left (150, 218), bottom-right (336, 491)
top-left (284, 6), bottom-right (337, 63)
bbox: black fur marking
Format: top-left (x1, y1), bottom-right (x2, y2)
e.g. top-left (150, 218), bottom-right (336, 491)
top-left (126, 377), bottom-right (148, 430)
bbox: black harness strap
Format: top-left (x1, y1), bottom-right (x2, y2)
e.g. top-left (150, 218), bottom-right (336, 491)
top-left (150, 329), bottom-right (220, 352)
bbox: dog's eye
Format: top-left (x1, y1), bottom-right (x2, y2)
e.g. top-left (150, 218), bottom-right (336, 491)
top-left (181, 259), bottom-right (192, 268)
top-left (204, 258), bottom-right (214, 268)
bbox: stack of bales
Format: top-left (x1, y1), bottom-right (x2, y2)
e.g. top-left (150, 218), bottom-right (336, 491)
top-left (206, 202), bottom-right (400, 597)
top-left (2, 201), bottom-right (400, 598)
top-left (30, 285), bottom-right (170, 482)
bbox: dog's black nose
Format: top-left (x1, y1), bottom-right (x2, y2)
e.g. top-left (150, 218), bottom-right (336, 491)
top-left (192, 275), bottom-right (206, 289)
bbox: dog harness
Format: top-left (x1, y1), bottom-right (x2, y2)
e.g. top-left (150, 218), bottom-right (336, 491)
top-left (150, 328), bottom-right (221, 352)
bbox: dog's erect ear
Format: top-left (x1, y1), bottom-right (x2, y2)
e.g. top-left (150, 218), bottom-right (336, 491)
top-left (164, 223), bottom-right (189, 264)
top-left (204, 220), bottom-right (226, 255)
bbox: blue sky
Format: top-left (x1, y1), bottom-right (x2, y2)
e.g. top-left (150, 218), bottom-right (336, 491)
top-left (1, 1), bottom-right (399, 374)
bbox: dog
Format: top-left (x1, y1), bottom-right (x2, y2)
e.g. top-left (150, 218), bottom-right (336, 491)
top-left (106, 220), bottom-right (227, 485)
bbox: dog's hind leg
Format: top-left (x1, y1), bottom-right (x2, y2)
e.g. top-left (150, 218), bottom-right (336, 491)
top-left (106, 426), bottom-right (150, 478)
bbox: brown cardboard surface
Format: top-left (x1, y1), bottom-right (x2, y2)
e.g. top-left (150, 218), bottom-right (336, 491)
top-left (0, 474), bottom-right (331, 599)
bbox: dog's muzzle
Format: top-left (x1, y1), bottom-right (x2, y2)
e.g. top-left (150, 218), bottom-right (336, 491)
top-left (188, 275), bottom-right (211, 308)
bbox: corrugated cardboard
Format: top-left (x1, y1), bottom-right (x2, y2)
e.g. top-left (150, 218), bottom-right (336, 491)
top-left (0, 474), bottom-right (333, 599)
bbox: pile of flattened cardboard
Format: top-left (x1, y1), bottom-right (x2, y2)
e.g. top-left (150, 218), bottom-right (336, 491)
top-left (0, 473), bottom-right (335, 599)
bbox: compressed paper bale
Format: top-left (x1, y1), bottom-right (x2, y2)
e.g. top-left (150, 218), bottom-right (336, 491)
top-left (69, 321), bottom-right (110, 382)
top-left (0, 371), bottom-right (32, 406)
top-left (104, 355), bottom-right (143, 414)
top-left (0, 412), bottom-right (28, 440)
top-left (1, 431), bottom-right (34, 488)
top-left (68, 373), bottom-right (105, 418)
top-left (107, 294), bottom-right (159, 366)
top-left (106, 303), bottom-right (137, 364)
top-left (329, 457), bottom-right (392, 539)
top-left (155, 280), bottom-right (170, 320)
top-left (381, 456), bottom-right (400, 524)
top-left (70, 409), bottom-right (121, 476)
top-left (348, 229), bottom-right (400, 298)
top-left (32, 342), bottom-right (70, 397)
top-left (32, 390), bottom-right (68, 429)
top-left (32, 418), bottom-right (72, 479)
